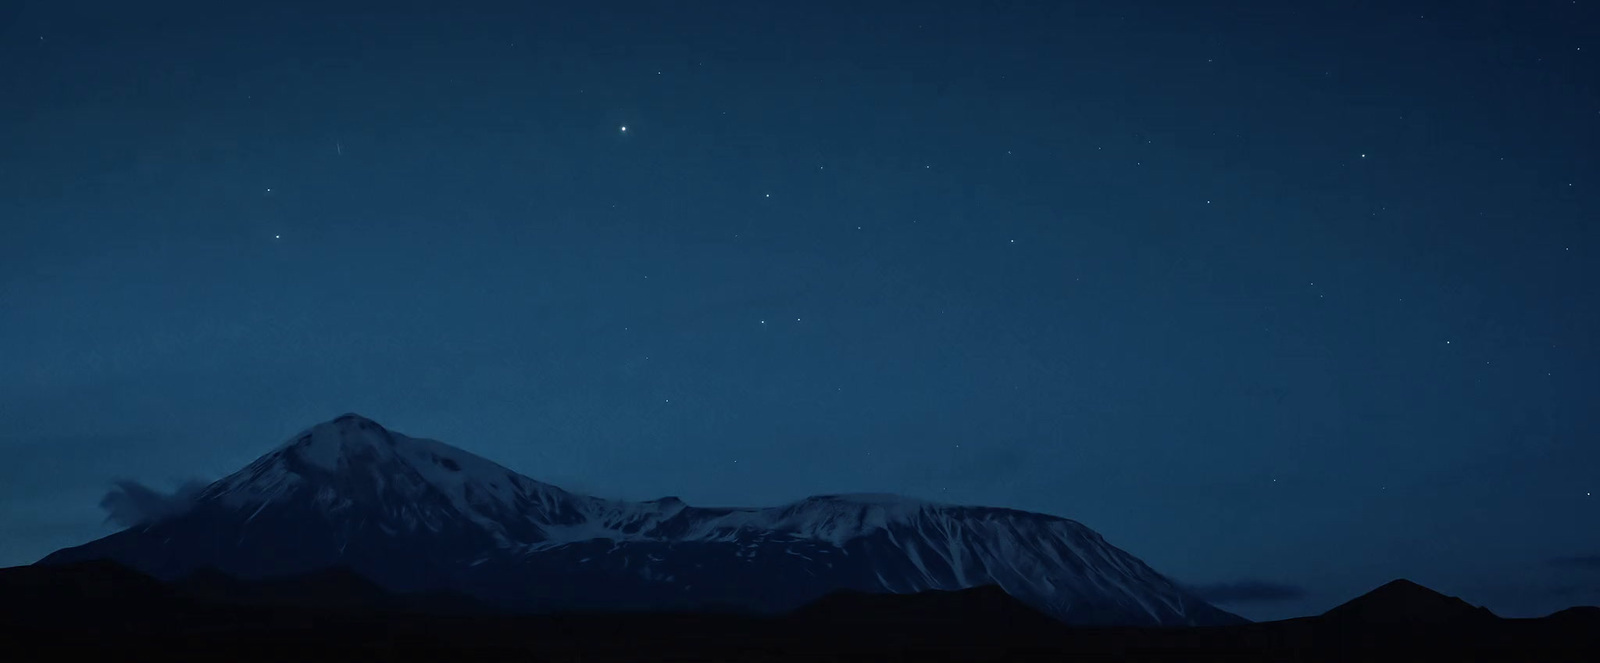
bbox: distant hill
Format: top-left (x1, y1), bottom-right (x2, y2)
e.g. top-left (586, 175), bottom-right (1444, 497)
top-left (1545, 605), bottom-right (1600, 622)
top-left (1321, 578), bottom-right (1497, 625)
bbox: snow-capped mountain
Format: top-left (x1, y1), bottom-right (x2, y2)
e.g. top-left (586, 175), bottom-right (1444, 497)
top-left (40, 414), bottom-right (1241, 626)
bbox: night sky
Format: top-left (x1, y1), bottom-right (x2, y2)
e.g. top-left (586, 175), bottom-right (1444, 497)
top-left (2, 0), bottom-right (1597, 621)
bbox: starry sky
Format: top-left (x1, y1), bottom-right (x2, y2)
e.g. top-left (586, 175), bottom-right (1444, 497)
top-left (1, 0), bottom-right (1597, 621)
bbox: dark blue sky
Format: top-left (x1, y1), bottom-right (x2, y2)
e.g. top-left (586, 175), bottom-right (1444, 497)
top-left (1, 0), bottom-right (1596, 620)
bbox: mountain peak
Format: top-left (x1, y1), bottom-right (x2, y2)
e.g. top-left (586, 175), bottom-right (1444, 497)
top-left (202, 415), bottom-right (578, 544)
top-left (277, 413), bottom-right (403, 472)
top-left (809, 493), bottom-right (939, 506)
top-left (326, 412), bottom-right (389, 435)
top-left (1323, 578), bottom-right (1497, 624)
top-left (332, 412), bottom-right (380, 425)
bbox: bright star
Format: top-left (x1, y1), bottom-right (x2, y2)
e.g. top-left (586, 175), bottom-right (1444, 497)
top-left (619, 125), bottom-right (627, 132)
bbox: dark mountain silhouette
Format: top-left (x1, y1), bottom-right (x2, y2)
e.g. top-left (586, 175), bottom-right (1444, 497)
top-left (792, 584), bottom-right (1064, 641)
top-left (0, 560), bottom-right (212, 639)
top-left (0, 558), bottom-right (169, 601)
top-left (177, 566), bottom-right (389, 609)
top-left (1545, 605), bottom-right (1600, 622)
top-left (1321, 578), bottom-right (1497, 625)
top-left (3, 561), bottom-right (1597, 661)
top-left (173, 564), bottom-right (493, 616)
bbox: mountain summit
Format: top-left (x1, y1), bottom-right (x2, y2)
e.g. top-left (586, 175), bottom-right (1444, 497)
top-left (1322, 578), bottom-right (1497, 625)
top-left (40, 414), bottom-right (1241, 626)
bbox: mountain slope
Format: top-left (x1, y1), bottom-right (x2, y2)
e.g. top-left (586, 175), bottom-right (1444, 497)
top-left (40, 413), bottom-right (1241, 626)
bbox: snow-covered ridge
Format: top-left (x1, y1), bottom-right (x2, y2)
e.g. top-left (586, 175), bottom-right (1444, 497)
top-left (45, 413), bottom-right (1240, 626)
top-left (202, 413), bottom-right (1047, 551)
top-left (201, 416), bottom-right (1139, 594)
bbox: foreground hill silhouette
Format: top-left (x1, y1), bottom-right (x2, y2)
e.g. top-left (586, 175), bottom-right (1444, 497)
top-left (2, 561), bottom-right (1596, 662)
top-left (1321, 578), bottom-right (1498, 625)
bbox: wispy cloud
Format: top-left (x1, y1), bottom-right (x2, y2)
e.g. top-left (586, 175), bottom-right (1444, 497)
top-left (99, 479), bottom-right (208, 528)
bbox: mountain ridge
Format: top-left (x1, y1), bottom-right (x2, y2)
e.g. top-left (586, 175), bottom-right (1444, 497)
top-left (40, 413), bottom-right (1242, 626)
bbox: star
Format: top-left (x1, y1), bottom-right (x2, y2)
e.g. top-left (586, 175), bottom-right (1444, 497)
top-left (273, 235), bottom-right (281, 240)
top-left (619, 125), bottom-right (627, 133)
